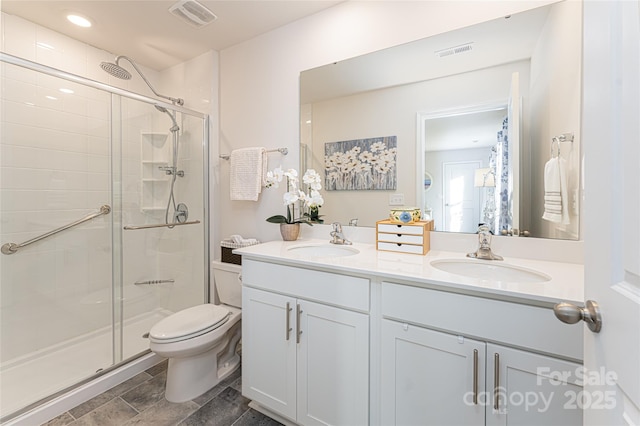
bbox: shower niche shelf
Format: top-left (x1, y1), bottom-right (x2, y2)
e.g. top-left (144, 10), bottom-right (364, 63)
top-left (141, 133), bottom-right (169, 213)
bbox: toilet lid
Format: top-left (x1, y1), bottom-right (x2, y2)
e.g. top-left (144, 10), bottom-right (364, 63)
top-left (149, 304), bottom-right (230, 341)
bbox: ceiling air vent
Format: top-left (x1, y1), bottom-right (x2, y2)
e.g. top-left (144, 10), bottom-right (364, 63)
top-left (435, 42), bottom-right (474, 58)
top-left (169, 0), bottom-right (218, 28)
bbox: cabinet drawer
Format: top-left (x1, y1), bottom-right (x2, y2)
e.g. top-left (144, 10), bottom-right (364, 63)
top-left (377, 242), bottom-right (425, 254)
top-left (381, 282), bottom-right (583, 361)
top-left (242, 259), bottom-right (369, 312)
top-left (377, 233), bottom-right (423, 244)
top-left (377, 223), bottom-right (424, 235)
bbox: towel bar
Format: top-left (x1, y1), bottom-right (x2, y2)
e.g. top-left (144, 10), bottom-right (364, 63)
top-left (219, 147), bottom-right (287, 160)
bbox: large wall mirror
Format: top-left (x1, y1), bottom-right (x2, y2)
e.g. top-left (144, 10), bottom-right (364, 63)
top-left (300, 0), bottom-right (581, 240)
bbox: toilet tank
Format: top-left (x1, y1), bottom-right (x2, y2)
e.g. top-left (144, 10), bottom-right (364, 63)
top-left (212, 260), bottom-right (242, 308)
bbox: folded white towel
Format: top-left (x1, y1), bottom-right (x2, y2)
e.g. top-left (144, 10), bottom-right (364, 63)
top-left (230, 147), bottom-right (267, 201)
top-left (542, 157), bottom-right (570, 224)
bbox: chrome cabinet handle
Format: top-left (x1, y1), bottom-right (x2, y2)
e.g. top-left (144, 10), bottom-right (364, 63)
top-left (296, 304), bottom-right (303, 344)
top-left (473, 349), bottom-right (478, 405)
top-left (285, 302), bottom-right (292, 341)
top-left (553, 300), bottom-right (602, 333)
top-left (494, 353), bottom-right (500, 411)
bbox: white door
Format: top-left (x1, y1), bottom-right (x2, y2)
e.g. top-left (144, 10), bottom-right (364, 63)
top-left (242, 287), bottom-right (297, 421)
top-left (297, 300), bottom-right (369, 426)
top-left (443, 161), bottom-right (481, 233)
top-left (579, 1), bottom-right (640, 425)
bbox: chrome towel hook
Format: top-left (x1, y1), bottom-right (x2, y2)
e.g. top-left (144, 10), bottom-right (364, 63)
top-left (550, 132), bottom-right (574, 158)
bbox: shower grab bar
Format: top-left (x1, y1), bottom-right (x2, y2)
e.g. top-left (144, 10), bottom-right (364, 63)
top-left (123, 220), bottom-right (200, 230)
top-left (1, 205), bottom-right (112, 255)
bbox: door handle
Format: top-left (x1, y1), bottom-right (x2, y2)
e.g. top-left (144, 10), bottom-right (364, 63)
top-left (553, 300), bottom-right (602, 333)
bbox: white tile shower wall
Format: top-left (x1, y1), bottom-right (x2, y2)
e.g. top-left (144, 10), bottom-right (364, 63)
top-left (1, 12), bottom-right (206, 362)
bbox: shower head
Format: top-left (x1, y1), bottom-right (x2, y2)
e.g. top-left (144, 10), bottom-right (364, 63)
top-left (155, 105), bottom-right (180, 132)
top-left (99, 55), bottom-right (184, 106)
top-left (100, 61), bottom-right (132, 80)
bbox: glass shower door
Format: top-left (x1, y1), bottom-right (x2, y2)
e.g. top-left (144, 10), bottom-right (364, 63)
top-left (118, 98), bottom-right (207, 360)
top-left (1, 55), bottom-right (209, 421)
top-left (0, 62), bottom-right (115, 416)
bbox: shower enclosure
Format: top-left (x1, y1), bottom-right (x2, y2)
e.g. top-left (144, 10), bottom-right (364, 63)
top-left (0, 53), bottom-right (209, 421)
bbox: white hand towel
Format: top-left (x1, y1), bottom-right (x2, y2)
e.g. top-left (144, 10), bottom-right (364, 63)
top-left (230, 147), bottom-right (267, 201)
top-left (542, 157), bottom-right (570, 224)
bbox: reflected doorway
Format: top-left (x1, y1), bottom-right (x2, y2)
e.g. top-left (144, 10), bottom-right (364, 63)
top-left (442, 161), bottom-right (481, 232)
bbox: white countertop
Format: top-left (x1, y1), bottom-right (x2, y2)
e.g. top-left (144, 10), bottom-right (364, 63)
top-left (234, 238), bottom-right (584, 307)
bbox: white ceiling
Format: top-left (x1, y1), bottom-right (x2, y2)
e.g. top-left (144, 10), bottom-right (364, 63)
top-left (1, 0), bottom-right (343, 70)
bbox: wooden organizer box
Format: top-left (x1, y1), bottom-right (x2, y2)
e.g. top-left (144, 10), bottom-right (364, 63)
top-left (376, 219), bottom-right (434, 255)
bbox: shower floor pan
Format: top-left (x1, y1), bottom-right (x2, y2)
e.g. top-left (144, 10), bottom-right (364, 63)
top-left (0, 309), bottom-right (171, 418)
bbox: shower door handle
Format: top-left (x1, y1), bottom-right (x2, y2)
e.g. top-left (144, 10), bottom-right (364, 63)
top-left (123, 220), bottom-right (200, 230)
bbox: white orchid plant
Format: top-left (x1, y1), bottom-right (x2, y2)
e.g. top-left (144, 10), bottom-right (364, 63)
top-left (265, 167), bottom-right (324, 225)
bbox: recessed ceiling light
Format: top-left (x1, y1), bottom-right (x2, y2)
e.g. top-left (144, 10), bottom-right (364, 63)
top-left (67, 14), bottom-right (92, 28)
top-left (59, 88), bottom-right (74, 94)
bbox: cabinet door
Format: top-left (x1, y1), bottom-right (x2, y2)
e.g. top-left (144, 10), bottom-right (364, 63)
top-left (297, 300), bottom-right (370, 426)
top-left (242, 287), bottom-right (297, 421)
top-left (381, 320), bottom-right (486, 426)
top-left (486, 343), bottom-right (583, 426)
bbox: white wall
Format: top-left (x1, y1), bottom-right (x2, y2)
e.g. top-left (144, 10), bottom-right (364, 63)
top-left (528, 0), bottom-right (582, 239)
top-left (218, 0), bottom-right (558, 245)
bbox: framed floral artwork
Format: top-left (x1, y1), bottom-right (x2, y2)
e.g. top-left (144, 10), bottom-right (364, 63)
top-left (324, 136), bottom-right (397, 191)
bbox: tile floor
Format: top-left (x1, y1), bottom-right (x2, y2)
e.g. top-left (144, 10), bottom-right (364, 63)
top-left (43, 361), bottom-right (283, 426)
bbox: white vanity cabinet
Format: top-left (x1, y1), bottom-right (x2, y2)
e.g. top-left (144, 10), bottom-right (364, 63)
top-left (380, 282), bottom-right (584, 426)
top-left (381, 319), bottom-right (487, 425)
top-left (485, 343), bottom-right (583, 426)
top-left (241, 259), bottom-right (370, 426)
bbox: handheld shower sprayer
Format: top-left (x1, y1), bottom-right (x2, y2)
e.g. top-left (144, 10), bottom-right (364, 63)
top-left (155, 105), bottom-right (180, 132)
top-left (100, 56), bottom-right (184, 106)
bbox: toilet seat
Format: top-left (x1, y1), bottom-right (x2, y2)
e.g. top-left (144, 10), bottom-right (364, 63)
top-left (149, 304), bottom-right (230, 344)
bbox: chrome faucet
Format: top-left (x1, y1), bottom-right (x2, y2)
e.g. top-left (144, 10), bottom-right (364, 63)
top-left (330, 222), bottom-right (352, 245)
top-left (467, 224), bottom-right (503, 260)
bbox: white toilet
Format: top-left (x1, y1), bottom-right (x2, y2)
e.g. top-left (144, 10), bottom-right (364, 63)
top-left (149, 260), bottom-right (242, 402)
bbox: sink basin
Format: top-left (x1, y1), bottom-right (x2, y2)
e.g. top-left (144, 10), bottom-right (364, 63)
top-left (287, 244), bottom-right (360, 258)
top-left (430, 259), bottom-right (551, 283)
